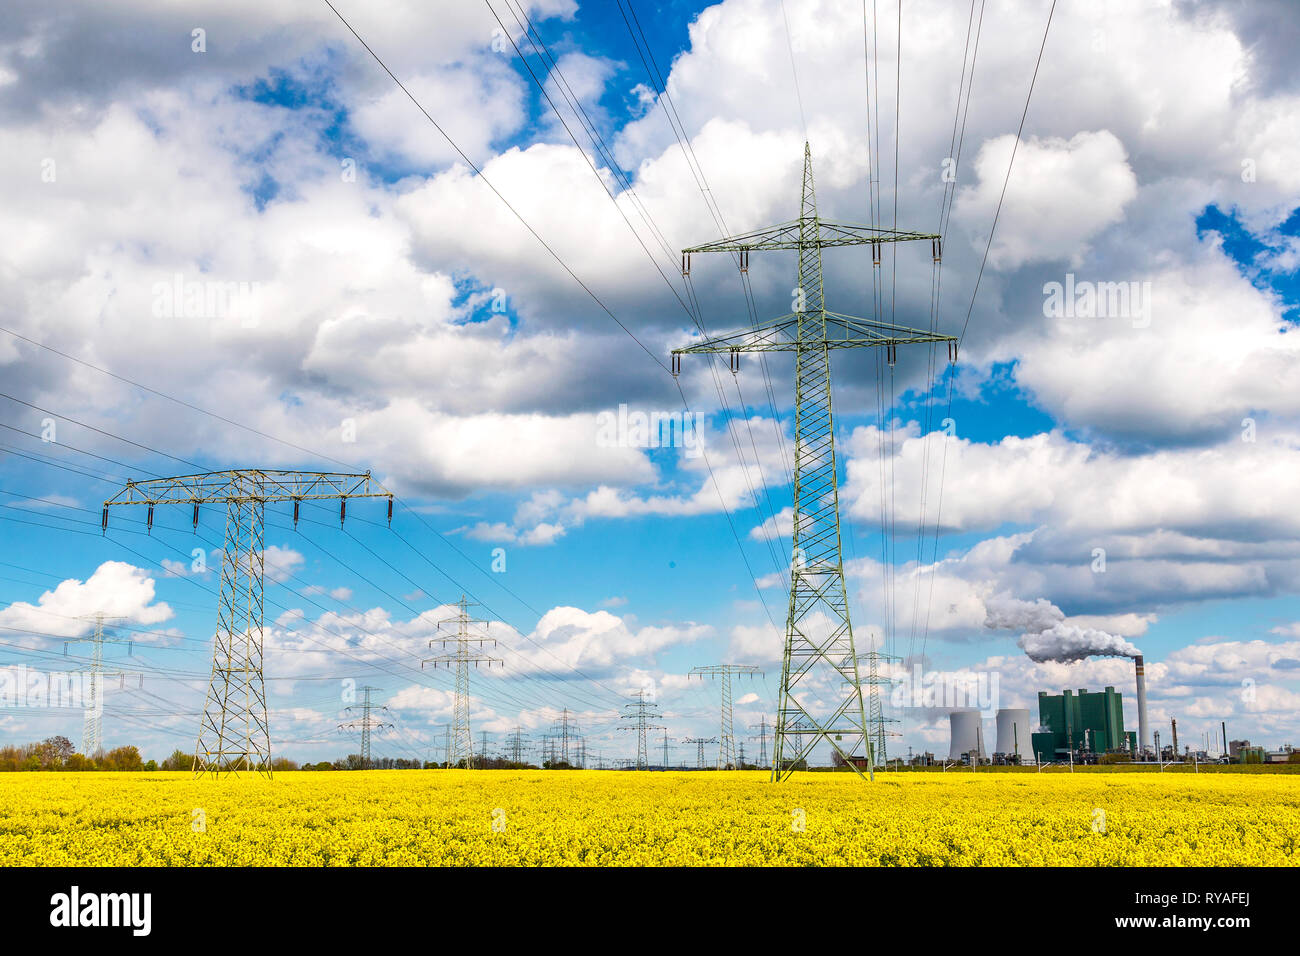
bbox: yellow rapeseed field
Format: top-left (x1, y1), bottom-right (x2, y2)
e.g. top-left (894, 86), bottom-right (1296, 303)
top-left (0, 770), bottom-right (1296, 866)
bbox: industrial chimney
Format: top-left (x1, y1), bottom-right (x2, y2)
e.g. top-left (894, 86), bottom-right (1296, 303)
top-left (1135, 655), bottom-right (1150, 754)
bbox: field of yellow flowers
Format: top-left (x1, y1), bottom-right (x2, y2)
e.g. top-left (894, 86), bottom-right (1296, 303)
top-left (0, 769), bottom-right (1296, 866)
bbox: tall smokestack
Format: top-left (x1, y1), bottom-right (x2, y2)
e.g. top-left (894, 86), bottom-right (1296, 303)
top-left (1135, 655), bottom-right (1150, 754)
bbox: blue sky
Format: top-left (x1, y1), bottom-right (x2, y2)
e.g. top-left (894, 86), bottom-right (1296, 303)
top-left (2, 0), bottom-right (1300, 766)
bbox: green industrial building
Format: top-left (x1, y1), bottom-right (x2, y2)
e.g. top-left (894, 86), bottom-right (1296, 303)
top-left (1030, 687), bottom-right (1136, 761)
top-left (1238, 746), bottom-right (1267, 764)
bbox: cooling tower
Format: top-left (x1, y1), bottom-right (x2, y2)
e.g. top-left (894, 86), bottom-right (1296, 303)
top-left (948, 710), bottom-right (985, 761)
top-left (995, 708), bottom-right (1033, 760)
top-left (1135, 655), bottom-right (1150, 753)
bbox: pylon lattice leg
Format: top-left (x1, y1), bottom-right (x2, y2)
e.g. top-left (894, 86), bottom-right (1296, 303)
top-left (453, 657), bottom-right (473, 767)
top-left (720, 671), bottom-right (734, 769)
top-left (84, 643), bottom-right (103, 757)
top-left (196, 496), bottom-right (270, 777)
top-left (82, 684), bottom-right (101, 758)
top-left (868, 647), bottom-right (887, 764)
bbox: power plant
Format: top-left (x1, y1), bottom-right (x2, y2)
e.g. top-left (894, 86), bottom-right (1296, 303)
top-left (1031, 686), bottom-right (1135, 762)
top-left (951, 669), bottom-right (1152, 766)
top-left (994, 708), bottom-right (1033, 764)
top-left (947, 710), bottom-right (986, 762)
top-left (944, 709), bottom-right (1034, 766)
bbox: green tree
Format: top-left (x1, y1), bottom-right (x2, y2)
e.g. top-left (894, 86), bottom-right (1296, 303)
top-left (160, 749), bottom-right (193, 771)
top-left (102, 745), bottom-right (143, 771)
top-left (65, 753), bottom-right (93, 771)
top-left (38, 735), bottom-right (75, 769)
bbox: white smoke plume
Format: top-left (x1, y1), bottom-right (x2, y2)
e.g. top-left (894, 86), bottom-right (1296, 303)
top-left (984, 596), bottom-right (1141, 663)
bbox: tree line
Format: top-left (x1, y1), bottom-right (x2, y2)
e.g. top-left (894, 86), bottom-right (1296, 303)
top-left (0, 737), bottom-right (548, 771)
top-left (0, 736), bottom-right (148, 772)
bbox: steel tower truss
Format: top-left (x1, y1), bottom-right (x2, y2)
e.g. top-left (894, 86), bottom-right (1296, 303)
top-left (104, 469), bottom-right (393, 777)
top-left (64, 613), bottom-right (135, 757)
top-left (618, 690), bottom-right (664, 770)
top-left (682, 736), bottom-right (717, 770)
top-left (673, 144), bottom-right (956, 782)
top-left (689, 664), bottom-right (761, 769)
top-left (856, 650), bottom-right (902, 764)
top-left (340, 685), bottom-right (392, 768)
top-left (423, 596), bottom-right (500, 768)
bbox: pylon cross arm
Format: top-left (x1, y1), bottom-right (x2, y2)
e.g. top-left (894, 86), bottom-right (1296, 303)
top-left (672, 312), bottom-right (955, 357)
top-left (105, 470), bottom-right (391, 506)
top-left (683, 218), bottom-right (938, 254)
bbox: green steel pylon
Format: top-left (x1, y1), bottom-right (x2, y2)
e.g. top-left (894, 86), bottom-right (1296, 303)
top-left (689, 664), bottom-right (762, 768)
top-left (854, 649), bottom-right (902, 765)
top-left (103, 470), bottom-right (394, 777)
top-left (673, 143), bottom-right (956, 781)
top-left (423, 596), bottom-right (501, 769)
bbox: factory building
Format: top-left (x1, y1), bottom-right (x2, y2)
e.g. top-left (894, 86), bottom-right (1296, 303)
top-left (1030, 687), bottom-right (1136, 762)
top-left (1238, 745), bottom-right (1267, 764)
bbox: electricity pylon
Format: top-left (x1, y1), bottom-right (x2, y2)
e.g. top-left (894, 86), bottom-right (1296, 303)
top-left (103, 470), bottom-right (393, 777)
top-left (339, 685), bottom-right (391, 769)
top-left (618, 690), bottom-right (663, 770)
top-left (506, 726), bottom-right (529, 764)
top-left (434, 723), bottom-right (452, 768)
top-left (63, 613), bottom-right (136, 757)
top-left (750, 717), bottom-right (770, 769)
top-left (682, 736), bottom-right (717, 770)
top-left (673, 143), bottom-right (956, 782)
top-left (852, 649), bottom-right (901, 764)
top-left (689, 664), bottom-right (761, 769)
top-left (423, 596), bottom-right (500, 769)
top-left (549, 707), bottom-right (581, 765)
top-left (662, 729), bottom-right (671, 770)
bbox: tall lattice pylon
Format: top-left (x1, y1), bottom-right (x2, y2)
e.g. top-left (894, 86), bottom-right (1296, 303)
top-left (618, 690), bottom-right (664, 770)
top-left (549, 707), bottom-right (581, 765)
top-left (104, 470), bottom-right (393, 777)
top-left (423, 596), bottom-right (500, 769)
top-left (750, 716), bottom-right (770, 769)
top-left (682, 736), bottom-right (717, 770)
top-left (64, 613), bottom-right (135, 757)
top-left (689, 664), bottom-right (761, 769)
top-left (506, 726), bottom-right (529, 764)
top-left (673, 143), bottom-right (956, 781)
top-left (339, 685), bottom-right (391, 768)
top-left (855, 649), bottom-right (901, 764)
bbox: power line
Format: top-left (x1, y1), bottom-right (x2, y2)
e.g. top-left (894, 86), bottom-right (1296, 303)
top-left (919, 0), bottom-right (1058, 685)
top-left (321, 0), bottom-right (667, 372)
